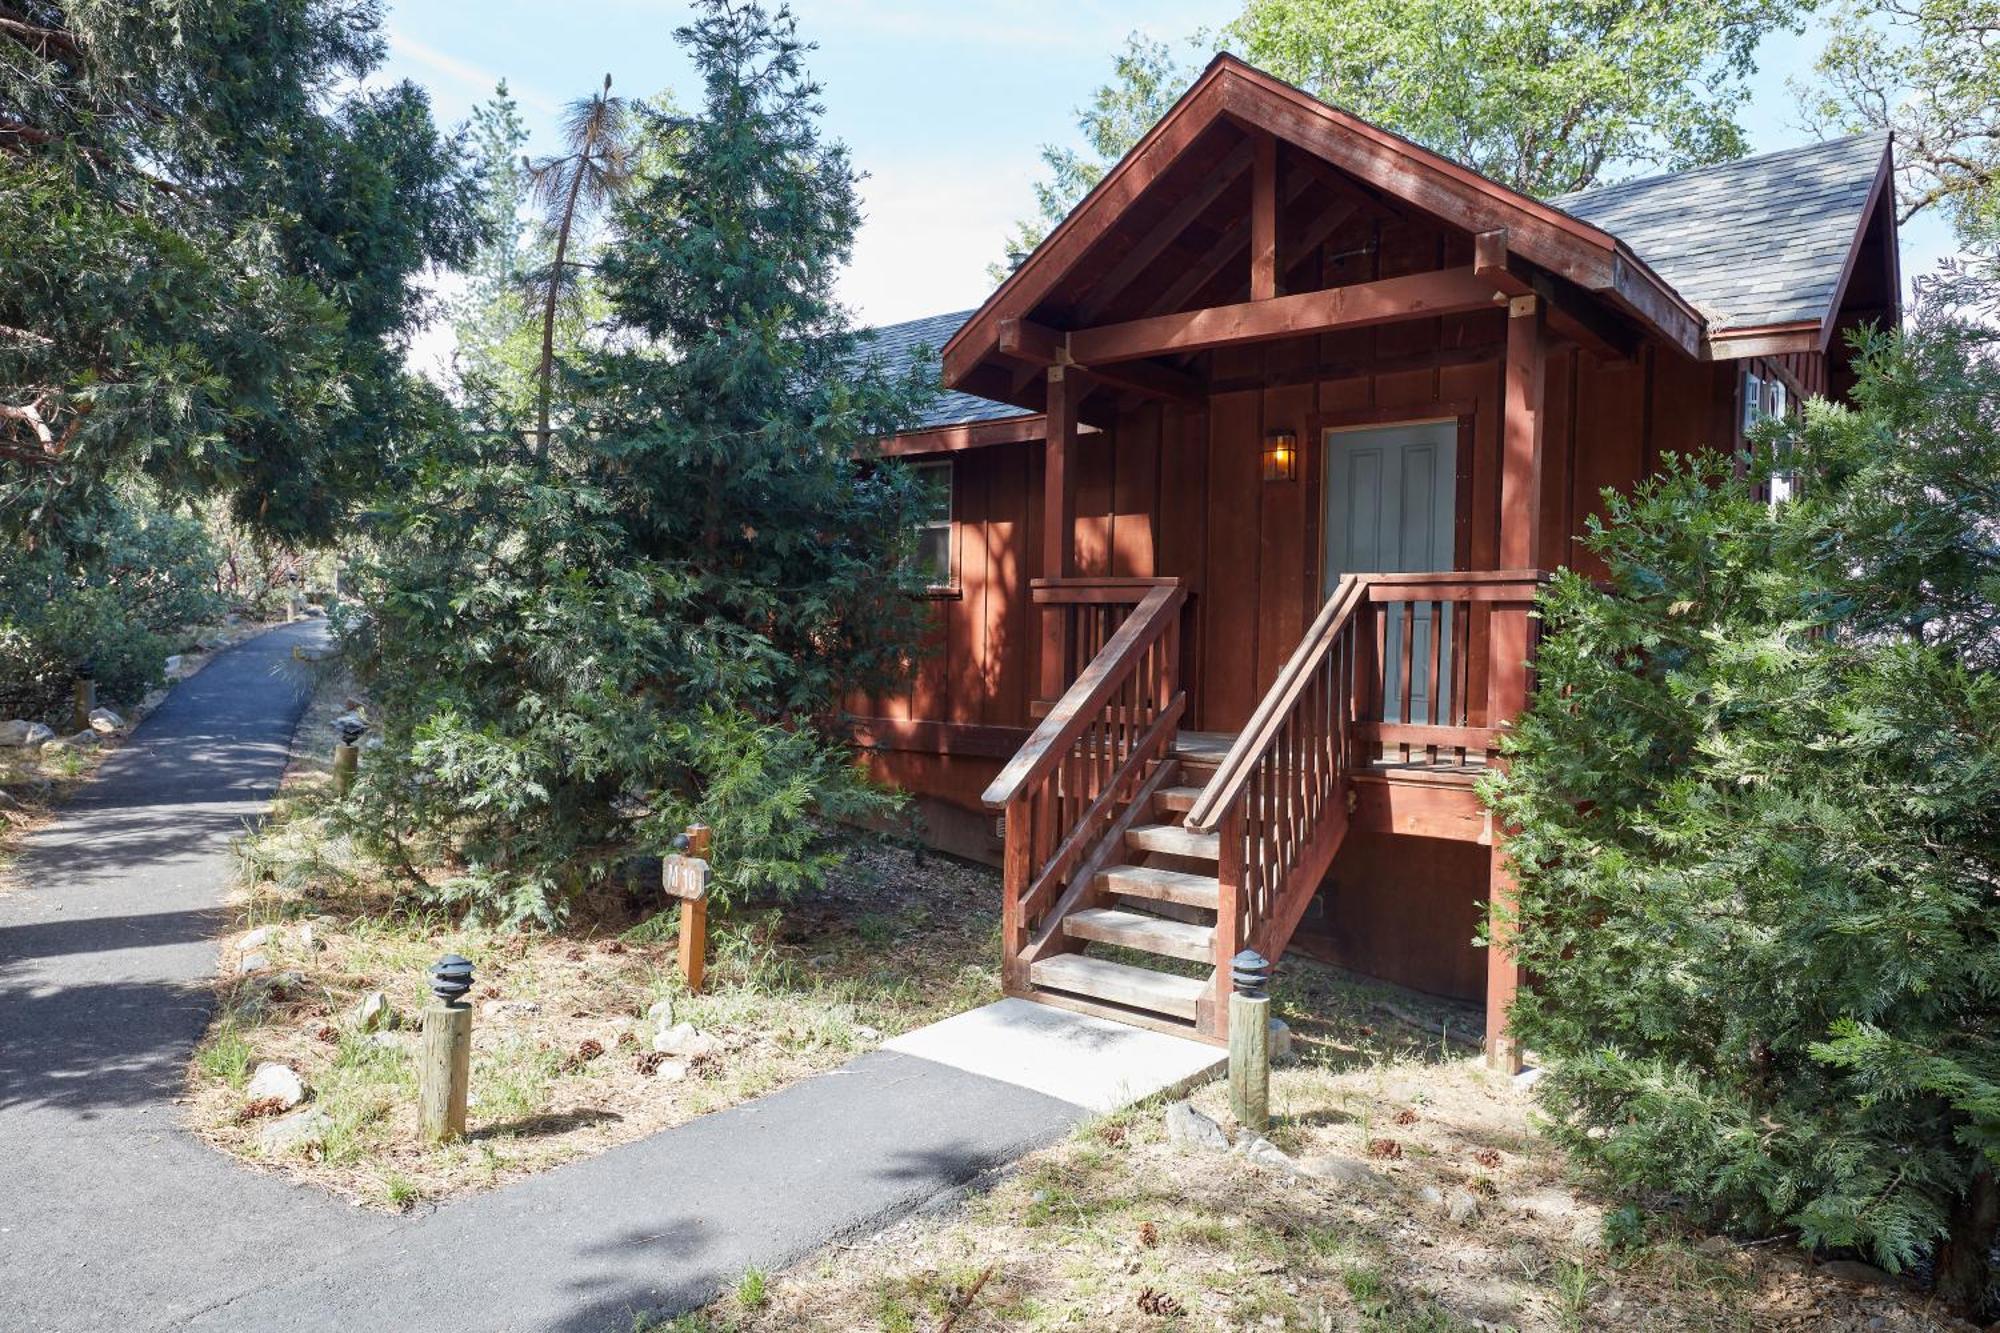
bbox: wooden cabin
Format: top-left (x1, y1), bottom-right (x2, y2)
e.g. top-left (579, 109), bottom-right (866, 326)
top-left (848, 55), bottom-right (1901, 1062)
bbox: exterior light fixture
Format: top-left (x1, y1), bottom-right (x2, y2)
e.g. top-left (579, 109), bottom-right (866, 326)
top-left (1262, 429), bottom-right (1298, 482)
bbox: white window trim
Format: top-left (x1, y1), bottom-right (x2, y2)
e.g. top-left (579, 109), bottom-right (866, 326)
top-left (911, 459), bottom-right (955, 592)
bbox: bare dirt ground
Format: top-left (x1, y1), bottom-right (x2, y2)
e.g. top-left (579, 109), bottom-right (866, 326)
top-left (182, 657), bottom-right (1002, 1210)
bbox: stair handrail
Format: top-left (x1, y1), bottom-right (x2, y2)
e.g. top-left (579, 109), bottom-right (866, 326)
top-left (981, 581), bottom-right (1184, 808)
top-left (1182, 574), bottom-right (1367, 833)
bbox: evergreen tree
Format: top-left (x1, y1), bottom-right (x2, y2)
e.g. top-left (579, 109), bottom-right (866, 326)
top-left (1489, 285), bottom-right (2000, 1315)
top-left (346, 0), bottom-right (935, 925)
top-left (0, 0), bottom-right (479, 543)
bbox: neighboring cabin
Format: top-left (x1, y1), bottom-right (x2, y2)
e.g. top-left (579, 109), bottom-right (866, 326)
top-left (848, 55), bottom-right (1900, 1061)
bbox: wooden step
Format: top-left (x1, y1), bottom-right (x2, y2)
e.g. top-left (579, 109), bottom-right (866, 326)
top-left (1064, 907), bottom-right (1215, 963)
top-left (1152, 785), bottom-right (1205, 814)
top-left (1126, 822), bottom-right (1220, 860)
top-left (1096, 863), bottom-right (1220, 910)
top-left (1030, 953), bottom-right (1209, 1020)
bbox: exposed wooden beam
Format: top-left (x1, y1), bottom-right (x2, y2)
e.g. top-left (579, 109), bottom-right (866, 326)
top-left (1001, 316), bottom-right (1206, 406)
top-left (875, 413), bottom-right (1105, 458)
top-left (1070, 266), bottom-right (1508, 366)
top-left (1281, 199), bottom-right (1360, 283)
top-left (1077, 139), bottom-right (1255, 323)
top-left (1473, 228), bottom-right (1514, 286)
top-left (1474, 229), bottom-right (1636, 362)
top-left (1043, 366), bottom-right (1086, 582)
top-left (1250, 131), bottom-right (1277, 302)
top-left (1145, 166), bottom-right (1319, 317)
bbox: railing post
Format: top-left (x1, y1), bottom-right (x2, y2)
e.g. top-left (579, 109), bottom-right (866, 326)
top-left (1202, 806), bottom-right (1245, 1041)
top-left (1001, 796), bottom-right (1030, 992)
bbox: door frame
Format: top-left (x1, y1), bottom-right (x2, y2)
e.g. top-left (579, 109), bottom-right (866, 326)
top-left (1307, 406), bottom-right (1476, 607)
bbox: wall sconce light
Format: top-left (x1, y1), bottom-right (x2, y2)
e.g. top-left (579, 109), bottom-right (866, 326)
top-left (1262, 429), bottom-right (1298, 482)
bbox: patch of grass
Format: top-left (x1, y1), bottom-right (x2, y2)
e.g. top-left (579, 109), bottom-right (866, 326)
top-left (195, 1020), bottom-right (253, 1088)
top-left (733, 1267), bottom-right (769, 1312)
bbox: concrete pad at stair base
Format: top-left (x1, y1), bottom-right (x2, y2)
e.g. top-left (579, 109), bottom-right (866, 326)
top-left (884, 998), bottom-right (1226, 1114)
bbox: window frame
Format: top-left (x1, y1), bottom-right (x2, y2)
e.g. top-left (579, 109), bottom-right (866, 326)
top-left (908, 458), bottom-right (956, 594)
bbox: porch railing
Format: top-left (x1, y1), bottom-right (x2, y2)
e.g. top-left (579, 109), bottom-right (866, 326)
top-left (983, 578), bottom-right (1186, 984)
top-left (1183, 569), bottom-right (1543, 1025)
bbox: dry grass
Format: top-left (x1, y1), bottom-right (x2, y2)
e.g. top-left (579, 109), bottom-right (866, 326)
top-left (0, 616), bottom-right (280, 894)
top-left (676, 1014), bottom-right (1973, 1333)
top-left (184, 660), bottom-right (1002, 1211)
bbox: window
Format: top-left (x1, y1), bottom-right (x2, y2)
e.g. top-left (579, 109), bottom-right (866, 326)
top-left (910, 459), bottom-right (953, 588)
top-left (1743, 368), bottom-right (1798, 507)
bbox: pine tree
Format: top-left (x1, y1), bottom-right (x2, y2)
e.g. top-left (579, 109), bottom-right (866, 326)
top-left (346, 0), bottom-right (936, 925)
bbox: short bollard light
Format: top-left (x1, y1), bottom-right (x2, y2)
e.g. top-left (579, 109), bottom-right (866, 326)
top-left (1229, 949), bottom-right (1272, 1132)
top-left (71, 661), bottom-right (96, 735)
top-left (332, 716), bottom-right (366, 796)
top-left (419, 953), bottom-right (474, 1143)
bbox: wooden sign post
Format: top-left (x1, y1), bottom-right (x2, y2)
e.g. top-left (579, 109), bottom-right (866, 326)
top-left (663, 824), bottom-right (712, 993)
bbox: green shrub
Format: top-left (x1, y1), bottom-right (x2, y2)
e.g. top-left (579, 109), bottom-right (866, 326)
top-left (0, 489), bottom-right (222, 721)
top-left (1488, 310), bottom-right (2000, 1315)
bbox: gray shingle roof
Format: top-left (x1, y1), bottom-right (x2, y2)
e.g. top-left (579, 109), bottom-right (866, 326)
top-left (1552, 132), bottom-right (1888, 330)
top-left (864, 135), bottom-right (1889, 437)
top-left (855, 308), bottom-right (1024, 431)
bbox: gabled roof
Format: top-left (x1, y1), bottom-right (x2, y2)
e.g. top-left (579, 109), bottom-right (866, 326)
top-left (1553, 132), bottom-right (1892, 331)
top-left (856, 309), bottom-right (1020, 431)
top-left (937, 54), bottom-right (1897, 398)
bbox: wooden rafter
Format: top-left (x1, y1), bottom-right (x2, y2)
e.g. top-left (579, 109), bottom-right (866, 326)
top-left (1250, 131), bottom-right (1277, 302)
top-left (1076, 139), bottom-right (1255, 324)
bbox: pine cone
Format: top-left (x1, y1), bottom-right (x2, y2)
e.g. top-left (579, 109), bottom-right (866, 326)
top-left (1393, 1107), bottom-right (1420, 1125)
top-left (1472, 1147), bottom-right (1502, 1169)
top-left (1138, 1220), bottom-right (1159, 1249)
top-left (1137, 1287), bottom-right (1186, 1317)
top-left (634, 1050), bottom-right (667, 1075)
top-left (1366, 1137), bottom-right (1403, 1160)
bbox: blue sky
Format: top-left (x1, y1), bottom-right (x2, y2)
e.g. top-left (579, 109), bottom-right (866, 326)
top-left (378, 0), bottom-right (1956, 335)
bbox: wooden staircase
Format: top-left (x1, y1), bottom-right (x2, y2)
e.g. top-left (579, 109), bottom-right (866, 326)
top-left (984, 570), bottom-right (1546, 1052)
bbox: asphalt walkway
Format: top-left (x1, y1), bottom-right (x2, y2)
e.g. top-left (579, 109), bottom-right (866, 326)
top-left (0, 624), bottom-right (1092, 1331)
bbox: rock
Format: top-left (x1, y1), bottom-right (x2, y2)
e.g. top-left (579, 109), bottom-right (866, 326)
top-left (1234, 1133), bottom-right (1303, 1176)
top-left (1513, 1066), bottom-right (1544, 1091)
top-left (258, 1108), bottom-right (330, 1155)
top-left (853, 1024), bottom-right (882, 1042)
top-left (87, 707), bottom-right (125, 733)
top-left (236, 952), bottom-right (270, 975)
top-left (163, 655), bottom-right (183, 677)
top-left (1443, 1187), bottom-right (1481, 1225)
top-left (481, 999), bottom-right (541, 1020)
top-left (1298, 1154), bottom-right (1376, 1185)
top-left (1418, 1185), bottom-right (1445, 1208)
top-left (350, 991), bottom-right (394, 1032)
top-left (653, 1059), bottom-right (689, 1083)
top-left (364, 1032), bottom-right (408, 1051)
top-left (297, 922), bottom-right (322, 952)
top-left (1819, 1260), bottom-right (1893, 1287)
top-left (1164, 1101), bottom-right (1229, 1151)
top-left (1695, 1234), bottom-right (1733, 1257)
top-left (652, 1022), bottom-right (716, 1057)
top-left (645, 998), bottom-right (675, 1025)
top-left (245, 1062), bottom-right (307, 1109)
top-left (1266, 1018), bottom-right (1295, 1062)
top-left (0, 719), bottom-right (53, 748)
top-left (239, 926), bottom-right (274, 952)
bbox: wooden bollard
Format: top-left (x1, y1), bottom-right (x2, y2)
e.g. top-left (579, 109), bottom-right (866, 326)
top-left (1229, 950), bottom-right (1272, 1133)
top-left (332, 743), bottom-right (358, 795)
top-left (419, 954), bottom-right (474, 1144)
top-left (71, 671), bottom-right (95, 735)
top-left (664, 824), bottom-right (712, 994)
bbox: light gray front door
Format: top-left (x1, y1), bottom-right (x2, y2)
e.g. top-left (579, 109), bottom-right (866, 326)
top-left (1323, 420), bottom-right (1458, 724)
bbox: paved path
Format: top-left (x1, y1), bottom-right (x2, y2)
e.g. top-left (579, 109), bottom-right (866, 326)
top-left (0, 625), bottom-right (1094, 1331)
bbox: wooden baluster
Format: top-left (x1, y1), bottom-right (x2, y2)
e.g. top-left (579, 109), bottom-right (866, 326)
top-left (1397, 600), bottom-right (1416, 761)
top-left (1424, 598), bottom-right (1444, 764)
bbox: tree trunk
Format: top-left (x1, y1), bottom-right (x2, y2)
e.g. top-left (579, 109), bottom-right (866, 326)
top-left (1936, 1163), bottom-right (1999, 1318)
top-left (536, 170), bottom-right (585, 462)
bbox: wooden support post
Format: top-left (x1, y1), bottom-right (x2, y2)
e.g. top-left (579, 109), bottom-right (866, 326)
top-left (1250, 132), bottom-right (1277, 302)
top-left (1040, 366), bottom-right (1086, 700)
top-left (71, 674), bottom-right (94, 735)
top-left (1499, 294), bottom-right (1545, 570)
top-left (1486, 297), bottom-right (1545, 1074)
top-left (665, 823), bottom-right (712, 994)
top-left (419, 954), bottom-right (474, 1144)
top-left (332, 742), bottom-right (359, 796)
top-left (1228, 950), bottom-right (1271, 1131)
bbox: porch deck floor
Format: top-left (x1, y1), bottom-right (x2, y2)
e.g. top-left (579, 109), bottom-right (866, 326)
top-left (1173, 730), bottom-right (1487, 779)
